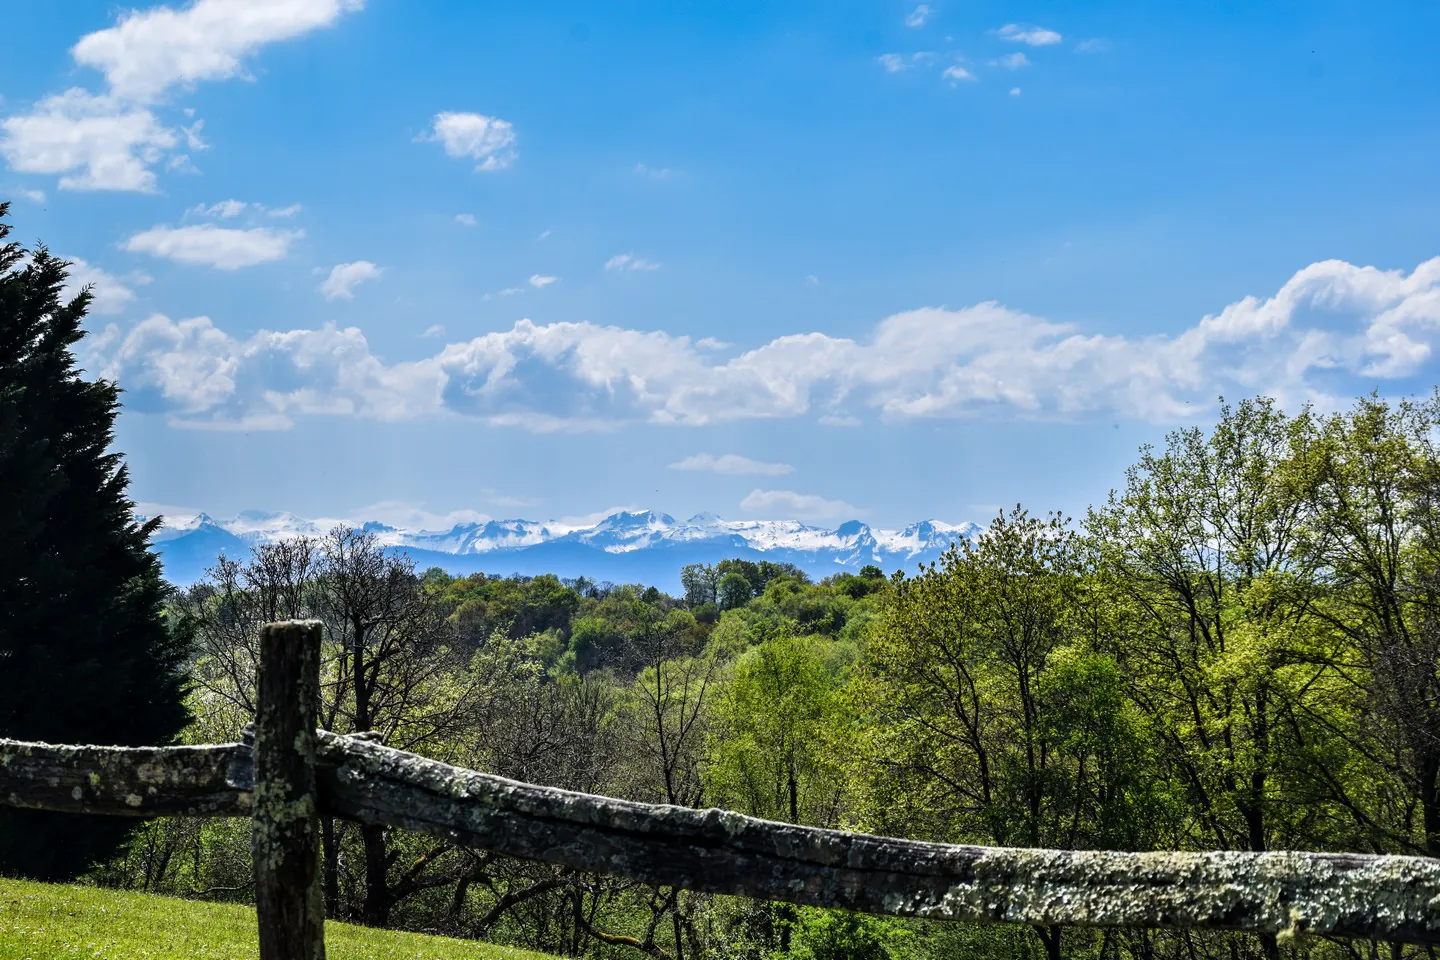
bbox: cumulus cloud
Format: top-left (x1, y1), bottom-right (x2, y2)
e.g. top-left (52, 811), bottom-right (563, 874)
top-left (63, 257), bottom-right (138, 315)
top-left (605, 253), bottom-right (661, 272)
top-left (419, 112), bottom-right (516, 171)
top-left (454, 213), bottom-right (477, 227)
top-left (529, 274), bottom-right (557, 288)
top-left (122, 223), bottom-right (300, 269)
top-left (670, 453), bottom-right (795, 476)
top-left (943, 65), bottom-right (975, 83)
top-left (319, 261), bottom-right (382, 300)
top-left (993, 52), bottom-right (1030, 69)
top-left (1, 1), bottom-right (361, 192)
top-left (905, 4), bottom-right (932, 27)
top-left (1, 90), bottom-right (178, 192)
top-left (85, 256), bottom-right (1440, 430)
top-left (72, 0), bottom-right (365, 101)
top-left (18, 188), bottom-right (46, 203)
top-left (997, 24), bottom-right (1063, 46)
top-left (740, 489), bottom-right (857, 521)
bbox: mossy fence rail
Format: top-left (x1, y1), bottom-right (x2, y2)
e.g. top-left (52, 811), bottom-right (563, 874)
top-left (3, 622), bottom-right (1440, 959)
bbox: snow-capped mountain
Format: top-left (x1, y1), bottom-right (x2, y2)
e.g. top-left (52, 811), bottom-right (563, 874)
top-left (142, 508), bottom-right (982, 590)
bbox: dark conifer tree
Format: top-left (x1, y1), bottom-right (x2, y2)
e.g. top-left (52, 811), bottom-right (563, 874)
top-left (0, 202), bottom-right (192, 879)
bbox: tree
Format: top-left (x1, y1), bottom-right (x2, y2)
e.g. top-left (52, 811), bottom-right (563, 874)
top-left (717, 572), bottom-right (753, 610)
top-left (856, 508), bottom-right (1152, 960)
top-left (184, 528), bottom-right (471, 926)
top-left (0, 204), bottom-right (192, 879)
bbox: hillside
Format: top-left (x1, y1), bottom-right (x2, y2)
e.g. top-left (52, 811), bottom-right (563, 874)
top-left (0, 877), bottom-right (556, 960)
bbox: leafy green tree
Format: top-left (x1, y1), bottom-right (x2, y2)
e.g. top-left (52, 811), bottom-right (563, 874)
top-left (855, 508), bottom-right (1152, 960)
top-left (0, 204), bottom-right (191, 879)
top-left (1086, 398), bottom-right (1326, 860)
top-left (718, 571), bottom-right (755, 610)
top-left (1290, 394), bottom-right (1440, 856)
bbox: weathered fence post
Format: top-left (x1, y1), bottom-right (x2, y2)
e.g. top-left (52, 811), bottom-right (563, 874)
top-left (253, 620), bottom-right (326, 960)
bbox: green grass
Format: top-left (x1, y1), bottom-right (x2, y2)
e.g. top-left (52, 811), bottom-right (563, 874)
top-left (0, 877), bottom-right (557, 960)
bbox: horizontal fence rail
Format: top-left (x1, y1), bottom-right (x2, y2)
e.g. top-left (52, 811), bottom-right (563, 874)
top-left (4, 731), bottom-right (1440, 945)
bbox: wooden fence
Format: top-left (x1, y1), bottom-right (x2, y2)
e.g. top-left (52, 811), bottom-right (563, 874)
top-left (3, 620), bottom-right (1440, 958)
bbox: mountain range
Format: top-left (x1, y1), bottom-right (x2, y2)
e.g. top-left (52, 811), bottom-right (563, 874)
top-left (144, 509), bottom-right (982, 592)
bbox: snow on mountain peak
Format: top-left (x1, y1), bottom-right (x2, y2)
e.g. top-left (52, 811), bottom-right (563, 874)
top-left (145, 507), bottom-right (984, 583)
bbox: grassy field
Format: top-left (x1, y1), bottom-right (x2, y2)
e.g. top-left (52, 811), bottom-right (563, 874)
top-left (0, 876), bottom-right (556, 960)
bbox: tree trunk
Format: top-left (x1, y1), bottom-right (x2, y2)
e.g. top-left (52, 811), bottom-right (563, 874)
top-left (1420, 754), bottom-right (1440, 857)
top-left (670, 888), bottom-right (685, 960)
top-left (1035, 924), bottom-right (1062, 960)
top-left (322, 816), bottom-right (339, 917)
top-left (361, 823), bottom-right (390, 927)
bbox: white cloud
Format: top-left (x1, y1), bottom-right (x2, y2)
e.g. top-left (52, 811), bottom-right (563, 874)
top-left (17, 188), bottom-right (46, 203)
top-left (997, 23), bottom-right (1063, 46)
top-left (943, 65), bottom-right (975, 83)
top-left (740, 489), bottom-right (857, 520)
top-left (1, 90), bottom-right (177, 192)
top-left (993, 52), bottom-right (1030, 69)
top-left (605, 253), bottom-right (661, 272)
top-left (193, 198), bottom-right (247, 218)
top-left (454, 213), bottom-right (477, 227)
top-left (122, 223), bottom-right (300, 269)
top-left (165, 153), bottom-right (200, 174)
top-left (419, 112), bottom-right (516, 171)
top-left (71, 0), bottom-right (365, 102)
top-left (62, 257), bottom-right (136, 315)
top-left (1075, 38), bottom-right (1111, 54)
top-left (635, 163), bottom-right (673, 179)
top-left (879, 52), bottom-right (936, 73)
top-left (529, 274), bottom-right (557, 288)
top-left (1010, 87), bottom-right (1022, 96)
top-left (86, 256), bottom-right (1440, 430)
top-left (319, 261), bottom-right (382, 300)
top-left (191, 199), bottom-right (300, 219)
top-left (422, 324), bottom-right (446, 338)
top-left (1, 1), bottom-right (360, 193)
top-left (906, 4), bottom-right (932, 28)
top-left (670, 453), bottom-right (794, 476)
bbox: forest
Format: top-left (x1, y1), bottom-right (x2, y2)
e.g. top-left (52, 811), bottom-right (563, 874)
top-left (89, 395), bottom-right (1440, 960)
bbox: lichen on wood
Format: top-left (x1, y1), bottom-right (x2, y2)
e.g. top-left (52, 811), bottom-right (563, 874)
top-left (0, 738), bottom-right (249, 816)
top-left (4, 726), bottom-right (1440, 944)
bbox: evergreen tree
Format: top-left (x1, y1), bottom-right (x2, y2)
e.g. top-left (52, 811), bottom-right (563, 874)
top-left (0, 202), bottom-right (192, 879)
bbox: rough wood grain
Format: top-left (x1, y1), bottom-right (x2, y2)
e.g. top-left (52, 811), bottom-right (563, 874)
top-left (310, 733), bottom-right (1440, 946)
top-left (5, 730), bottom-right (1440, 944)
top-left (0, 739), bottom-right (250, 815)
top-left (252, 620), bottom-right (325, 960)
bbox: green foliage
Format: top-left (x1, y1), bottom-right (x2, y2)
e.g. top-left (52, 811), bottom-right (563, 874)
top-left (781, 908), bottom-right (914, 960)
top-left (0, 204), bottom-right (192, 880)
top-left (718, 571), bottom-right (755, 610)
top-left (707, 628), bottom-right (849, 825)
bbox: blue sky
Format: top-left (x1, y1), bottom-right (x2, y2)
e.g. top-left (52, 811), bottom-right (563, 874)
top-left (4, 0), bottom-right (1440, 531)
